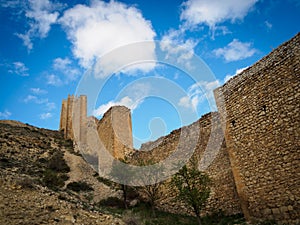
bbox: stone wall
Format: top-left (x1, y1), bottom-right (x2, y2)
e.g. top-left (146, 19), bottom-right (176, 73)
top-left (59, 95), bottom-right (87, 144)
top-left (59, 32), bottom-right (300, 224)
top-left (97, 106), bottom-right (133, 160)
top-left (133, 112), bottom-right (242, 216)
top-left (214, 33), bottom-right (300, 224)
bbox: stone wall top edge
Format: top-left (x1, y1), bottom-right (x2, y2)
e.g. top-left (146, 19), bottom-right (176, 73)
top-left (139, 111), bottom-right (219, 150)
top-left (97, 105), bottom-right (131, 126)
top-left (214, 32), bottom-right (300, 94)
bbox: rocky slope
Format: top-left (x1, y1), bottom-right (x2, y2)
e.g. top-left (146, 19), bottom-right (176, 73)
top-left (0, 120), bottom-right (124, 225)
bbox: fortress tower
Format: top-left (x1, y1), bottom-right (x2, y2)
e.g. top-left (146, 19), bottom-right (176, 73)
top-left (96, 106), bottom-right (133, 160)
top-left (59, 95), bottom-right (87, 145)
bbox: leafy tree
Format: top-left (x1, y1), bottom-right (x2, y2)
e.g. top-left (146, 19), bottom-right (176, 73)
top-left (171, 160), bottom-right (211, 225)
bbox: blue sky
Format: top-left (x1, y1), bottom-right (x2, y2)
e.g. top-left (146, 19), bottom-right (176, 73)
top-left (0, 0), bottom-right (299, 148)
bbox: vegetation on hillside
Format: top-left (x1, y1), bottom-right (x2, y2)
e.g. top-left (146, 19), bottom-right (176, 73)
top-left (0, 121), bottom-right (256, 225)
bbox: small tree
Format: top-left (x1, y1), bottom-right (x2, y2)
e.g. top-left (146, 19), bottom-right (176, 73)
top-left (171, 160), bottom-right (211, 225)
top-left (109, 158), bottom-right (132, 209)
top-left (135, 159), bottom-right (166, 217)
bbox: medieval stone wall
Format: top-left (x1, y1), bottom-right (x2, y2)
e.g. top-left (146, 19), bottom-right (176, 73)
top-left (97, 106), bottom-right (133, 160)
top-left (214, 33), bottom-right (300, 224)
top-left (59, 33), bottom-right (300, 224)
top-left (133, 112), bottom-right (242, 216)
top-left (59, 95), bottom-right (87, 144)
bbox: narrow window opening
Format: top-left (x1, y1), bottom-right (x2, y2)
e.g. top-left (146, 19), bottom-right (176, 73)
top-left (231, 120), bottom-right (236, 127)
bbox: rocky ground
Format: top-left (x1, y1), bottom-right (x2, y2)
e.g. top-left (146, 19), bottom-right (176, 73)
top-left (0, 120), bottom-right (124, 225)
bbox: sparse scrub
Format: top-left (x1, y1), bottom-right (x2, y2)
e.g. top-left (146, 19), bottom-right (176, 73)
top-left (16, 177), bottom-right (36, 189)
top-left (48, 151), bottom-right (70, 173)
top-left (98, 197), bottom-right (125, 208)
top-left (42, 169), bottom-right (68, 190)
top-left (66, 181), bottom-right (94, 192)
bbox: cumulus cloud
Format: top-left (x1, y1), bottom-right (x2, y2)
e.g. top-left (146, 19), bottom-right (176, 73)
top-left (40, 112), bottom-right (52, 120)
top-left (59, 0), bottom-right (156, 74)
top-left (160, 29), bottom-right (198, 69)
top-left (46, 74), bottom-right (63, 86)
top-left (178, 80), bottom-right (220, 110)
top-left (16, 0), bottom-right (63, 50)
top-left (52, 57), bottom-right (81, 81)
top-left (181, 0), bottom-right (258, 28)
top-left (24, 95), bottom-right (47, 104)
top-left (24, 94), bottom-right (55, 111)
top-left (93, 96), bottom-right (139, 117)
top-left (0, 110), bottom-right (12, 119)
top-left (30, 87), bottom-right (47, 95)
top-left (213, 39), bottom-right (256, 62)
top-left (93, 82), bottom-right (151, 117)
top-left (224, 66), bottom-right (249, 83)
top-left (8, 62), bottom-right (29, 76)
top-left (44, 57), bottom-right (81, 87)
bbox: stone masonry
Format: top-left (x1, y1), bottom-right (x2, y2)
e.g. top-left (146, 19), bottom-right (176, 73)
top-left (59, 95), bottom-right (87, 145)
top-left (132, 112), bottom-right (242, 216)
top-left (60, 32), bottom-right (300, 224)
top-left (214, 32), bottom-right (299, 223)
top-left (96, 106), bottom-right (133, 160)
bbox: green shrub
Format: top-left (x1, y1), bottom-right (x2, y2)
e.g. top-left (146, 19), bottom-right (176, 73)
top-left (67, 181), bottom-right (94, 192)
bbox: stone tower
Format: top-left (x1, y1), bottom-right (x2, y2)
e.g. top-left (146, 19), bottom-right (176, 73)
top-left (59, 94), bottom-right (87, 145)
top-left (97, 106), bottom-right (133, 160)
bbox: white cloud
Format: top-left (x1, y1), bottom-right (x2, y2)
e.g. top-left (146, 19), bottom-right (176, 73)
top-left (30, 87), bottom-right (47, 95)
top-left (46, 74), bottom-right (63, 86)
top-left (181, 0), bottom-right (258, 28)
top-left (178, 80), bottom-right (220, 110)
top-left (93, 82), bottom-right (152, 117)
top-left (8, 62), bottom-right (29, 76)
top-left (16, 0), bottom-right (63, 50)
top-left (52, 57), bottom-right (80, 81)
top-left (59, 0), bottom-right (156, 74)
top-left (40, 112), bottom-right (52, 120)
top-left (53, 57), bottom-right (71, 70)
top-left (160, 29), bottom-right (198, 69)
top-left (24, 95), bottom-right (47, 104)
top-left (23, 94), bottom-right (55, 111)
top-left (0, 110), bottom-right (12, 119)
top-left (213, 39), bottom-right (256, 62)
top-left (46, 102), bottom-right (56, 111)
top-left (24, 95), bottom-right (38, 103)
top-left (224, 66), bottom-right (249, 83)
top-left (0, 0), bottom-right (22, 8)
top-left (93, 96), bottom-right (139, 117)
top-left (264, 21), bottom-right (272, 30)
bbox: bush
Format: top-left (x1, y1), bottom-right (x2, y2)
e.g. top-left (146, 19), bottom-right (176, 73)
top-left (98, 197), bottom-right (124, 208)
top-left (67, 181), bottom-right (94, 192)
top-left (96, 176), bottom-right (114, 187)
top-left (48, 151), bottom-right (70, 173)
top-left (42, 169), bottom-right (68, 190)
top-left (16, 177), bottom-right (36, 189)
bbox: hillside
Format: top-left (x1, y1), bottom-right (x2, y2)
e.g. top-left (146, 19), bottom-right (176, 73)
top-left (0, 120), bottom-right (124, 225)
top-left (0, 120), bottom-right (248, 225)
